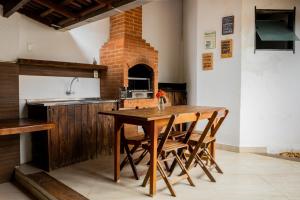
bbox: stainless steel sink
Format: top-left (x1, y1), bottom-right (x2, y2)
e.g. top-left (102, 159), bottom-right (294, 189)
top-left (26, 98), bottom-right (117, 106)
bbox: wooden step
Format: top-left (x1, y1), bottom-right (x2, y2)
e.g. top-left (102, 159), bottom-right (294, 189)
top-left (14, 167), bottom-right (88, 200)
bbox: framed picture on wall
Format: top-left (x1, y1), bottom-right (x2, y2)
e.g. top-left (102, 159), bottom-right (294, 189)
top-left (202, 53), bottom-right (214, 71)
top-left (222, 16), bottom-right (234, 35)
top-left (221, 39), bottom-right (233, 58)
top-left (204, 31), bottom-right (216, 49)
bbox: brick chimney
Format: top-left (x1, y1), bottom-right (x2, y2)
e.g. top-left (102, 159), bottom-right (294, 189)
top-left (100, 6), bottom-right (158, 108)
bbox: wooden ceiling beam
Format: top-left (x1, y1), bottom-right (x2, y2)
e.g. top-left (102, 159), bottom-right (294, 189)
top-left (75, 0), bottom-right (91, 6)
top-left (69, 1), bottom-right (82, 9)
top-left (40, 0), bottom-right (74, 18)
top-left (95, 0), bottom-right (113, 8)
top-left (58, 0), bottom-right (109, 26)
top-left (19, 9), bottom-right (53, 27)
top-left (40, 9), bottom-right (54, 17)
top-left (62, 0), bottom-right (75, 5)
top-left (59, 0), bottom-right (135, 29)
top-left (3, 0), bottom-right (140, 30)
top-left (57, 18), bottom-right (73, 27)
top-left (79, 2), bottom-right (106, 17)
top-left (3, 0), bottom-right (31, 17)
top-left (33, 0), bottom-right (78, 19)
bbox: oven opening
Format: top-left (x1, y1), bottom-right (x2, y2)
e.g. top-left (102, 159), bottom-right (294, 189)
top-left (127, 64), bottom-right (154, 99)
top-left (128, 64), bottom-right (153, 91)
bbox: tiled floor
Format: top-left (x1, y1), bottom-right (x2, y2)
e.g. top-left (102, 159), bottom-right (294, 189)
top-left (0, 183), bottom-right (31, 200)
top-left (1, 150), bottom-right (300, 200)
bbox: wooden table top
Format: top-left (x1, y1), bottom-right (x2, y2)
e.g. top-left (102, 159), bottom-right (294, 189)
top-left (0, 119), bottom-right (55, 136)
top-left (99, 105), bottom-right (226, 121)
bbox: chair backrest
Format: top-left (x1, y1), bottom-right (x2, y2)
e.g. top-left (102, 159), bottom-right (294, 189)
top-left (191, 108), bottom-right (229, 148)
top-left (184, 111), bottom-right (219, 169)
top-left (173, 112), bottom-right (200, 125)
top-left (209, 109), bottom-right (229, 138)
top-left (177, 112), bottom-right (201, 143)
top-left (157, 112), bottom-right (201, 156)
top-left (171, 111), bottom-right (201, 132)
top-left (195, 111), bottom-right (218, 146)
top-left (157, 115), bottom-right (176, 156)
top-left (114, 107), bottom-right (140, 138)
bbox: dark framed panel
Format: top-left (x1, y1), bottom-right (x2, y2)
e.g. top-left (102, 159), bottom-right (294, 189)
top-left (254, 7), bottom-right (297, 53)
top-left (222, 16), bottom-right (234, 35)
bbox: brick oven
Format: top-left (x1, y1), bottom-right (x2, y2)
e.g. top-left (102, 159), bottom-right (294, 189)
top-left (100, 6), bottom-right (158, 108)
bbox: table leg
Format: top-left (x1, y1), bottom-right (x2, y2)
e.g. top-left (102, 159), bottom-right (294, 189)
top-left (114, 119), bottom-right (122, 182)
top-left (147, 121), bottom-right (158, 196)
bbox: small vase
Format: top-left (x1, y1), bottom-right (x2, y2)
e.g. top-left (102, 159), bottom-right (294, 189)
top-left (158, 97), bottom-right (165, 111)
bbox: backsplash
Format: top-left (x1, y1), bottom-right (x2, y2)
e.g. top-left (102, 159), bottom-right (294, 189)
top-left (19, 75), bottom-right (100, 117)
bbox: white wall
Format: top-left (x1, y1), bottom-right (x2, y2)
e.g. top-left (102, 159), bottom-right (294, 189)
top-left (183, 0), bottom-right (198, 105)
top-left (240, 0), bottom-right (300, 153)
top-left (0, 6), bottom-right (20, 62)
top-left (69, 20), bottom-right (110, 64)
top-left (143, 0), bottom-right (184, 83)
top-left (183, 0), bottom-right (242, 147)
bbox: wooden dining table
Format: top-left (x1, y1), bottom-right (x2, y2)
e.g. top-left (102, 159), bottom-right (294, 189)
top-left (99, 105), bottom-right (226, 196)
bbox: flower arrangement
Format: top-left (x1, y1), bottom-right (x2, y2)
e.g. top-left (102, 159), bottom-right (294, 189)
top-left (156, 90), bottom-right (167, 103)
top-left (156, 90), bottom-right (167, 111)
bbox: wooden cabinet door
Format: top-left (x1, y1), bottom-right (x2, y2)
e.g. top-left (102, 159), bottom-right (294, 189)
top-left (48, 105), bottom-right (70, 169)
top-left (80, 104), bottom-right (88, 161)
top-left (48, 105), bottom-right (83, 169)
top-left (166, 91), bottom-right (187, 106)
top-left (97, 102), bottom-right (116, 155)
top-left (36, 102), bottom-right (117, 170)
top-left (74, 104), bottom-right (84, 161)
top-left (48, 106), bottom-right (60, 170)
top-left (86, 104), bottom-right (98, 159)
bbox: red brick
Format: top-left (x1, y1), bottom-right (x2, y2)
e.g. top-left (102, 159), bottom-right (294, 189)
top-left (100, 7), bottom-right (158, 108)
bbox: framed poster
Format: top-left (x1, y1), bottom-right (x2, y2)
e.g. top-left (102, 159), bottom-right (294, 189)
top-left (222, 16), bottom-right (234, 35)
top-left (204, 31), bottom-right (216, 49)
top-left (221, 39), bottom-right (233, 58)
top-left (202, 53), bottom-right (213, 71)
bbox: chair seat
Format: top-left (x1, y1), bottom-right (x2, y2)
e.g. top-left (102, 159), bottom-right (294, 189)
top-left (142, 140), bottom-right (188, 153)
top-left (169, 131), bottom-right (186, 140)
top-left (169, 130), bottom-right (215, 144)
top-left (162, 140), bottom-right (188, 152)
top-left (126, 133), bottom-right (149, 145)
top-left (188, 132), bottom-right (215, 146)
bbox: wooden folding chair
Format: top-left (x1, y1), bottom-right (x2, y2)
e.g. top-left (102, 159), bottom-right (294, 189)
top-left (187, 109), bottom-right (229, 182)
top-left (142, 112), bottom-right (200, 197)
top-left (117, 107), bottom-right (150, 180)
top-left (167, 111), bottom-right (217, 176)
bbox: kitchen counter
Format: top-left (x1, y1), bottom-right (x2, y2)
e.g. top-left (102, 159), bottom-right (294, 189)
top-left (0, 119), bottom-right (55, 136)
top-left (27, 98), bottom-right (119, 106)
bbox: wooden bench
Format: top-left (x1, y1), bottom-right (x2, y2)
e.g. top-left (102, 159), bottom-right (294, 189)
top-left (0, 119), bottom-right (55, 183)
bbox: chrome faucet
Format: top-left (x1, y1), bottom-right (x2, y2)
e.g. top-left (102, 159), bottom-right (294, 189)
top-left (66, 77), bottom-right (79, 95)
